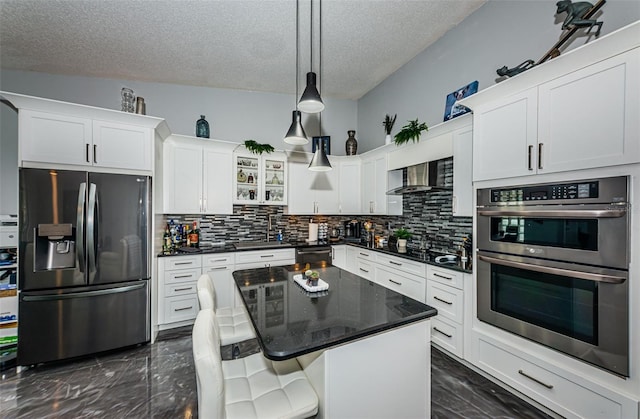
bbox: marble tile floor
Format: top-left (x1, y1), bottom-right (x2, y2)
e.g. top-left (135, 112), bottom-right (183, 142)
top-left (1, 326), bottom-right (552, 419)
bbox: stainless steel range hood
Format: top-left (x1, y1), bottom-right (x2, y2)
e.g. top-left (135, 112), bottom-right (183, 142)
top-left (386, 160), bottom-right (451, 195)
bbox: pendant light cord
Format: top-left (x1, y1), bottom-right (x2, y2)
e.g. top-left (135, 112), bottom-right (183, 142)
top-left (318, 0), bottom-right (322, 134)
top-left (295, 0), bottom-right (299, 109)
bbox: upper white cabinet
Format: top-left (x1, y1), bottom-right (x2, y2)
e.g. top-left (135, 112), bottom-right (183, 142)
top-left (19, 110), bottom-right (153, 171)
top-left (470, 47), bottom-right (639, 181)
top-left (337, 157), bottom-right (362, 214)
top-left (452, 122), bottom-right (473, 217)
top-left (361, 151), bottom-right (402, 215)
top-left (163, 135), bottom-right (233, 214)
top-left (233, 149), bottom-right (287, 206)
top-left (286, 152), bottom-right (339, 214)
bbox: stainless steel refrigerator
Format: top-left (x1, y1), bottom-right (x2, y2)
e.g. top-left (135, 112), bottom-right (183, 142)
top-left (18, 168), bottom-right (150, 365)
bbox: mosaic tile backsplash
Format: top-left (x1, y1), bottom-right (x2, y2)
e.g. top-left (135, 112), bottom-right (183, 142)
top-left (163, 158), bottom-right (472, 254)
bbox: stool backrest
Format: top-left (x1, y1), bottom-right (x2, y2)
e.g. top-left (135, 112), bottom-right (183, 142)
top-left (192, 308), bottom-right (224, 419)
top-left (197, 273), bottom-right (216, 310)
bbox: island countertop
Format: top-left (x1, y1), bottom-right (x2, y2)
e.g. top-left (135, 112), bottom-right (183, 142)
top-left (232, 263), bottom-right (438, 361)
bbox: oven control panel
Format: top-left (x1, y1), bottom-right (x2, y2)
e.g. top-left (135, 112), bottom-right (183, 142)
top-left (491, 181), bottom-right (599, 202)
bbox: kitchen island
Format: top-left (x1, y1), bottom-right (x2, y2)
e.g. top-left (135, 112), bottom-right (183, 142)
top-left (233, 263), bottom-right (438, 419)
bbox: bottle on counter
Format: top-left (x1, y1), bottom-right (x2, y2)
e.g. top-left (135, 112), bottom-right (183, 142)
top-left (162, 224), bottom-right (172, 254)
top-left (190, 221), bottom-right (200, 248)
top-left (276, 230), bottom-right (283, 242)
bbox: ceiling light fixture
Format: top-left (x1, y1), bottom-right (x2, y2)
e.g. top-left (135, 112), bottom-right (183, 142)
top-left (308, 0), bottom-right (331, 172)
top-left (284, 0), bottom-right (308, 145)
top-left (298, 0), bottom-right (325, 114)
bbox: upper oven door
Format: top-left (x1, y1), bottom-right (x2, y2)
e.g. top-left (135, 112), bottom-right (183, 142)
top-left (477, 203), bottom-right (629, 269)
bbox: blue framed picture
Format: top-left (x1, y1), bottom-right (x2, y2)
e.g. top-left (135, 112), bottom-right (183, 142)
top-left (312, 136), bottom-right (331, 155)
top-left (443, 80), bottom-right (478, 121)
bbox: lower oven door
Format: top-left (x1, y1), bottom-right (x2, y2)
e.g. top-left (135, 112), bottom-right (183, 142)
top-left (477, 250), bottom-right (628, 376)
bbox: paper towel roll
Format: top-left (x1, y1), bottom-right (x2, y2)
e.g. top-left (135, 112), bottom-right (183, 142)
top-left (308, 223), bottom-right (319, 242)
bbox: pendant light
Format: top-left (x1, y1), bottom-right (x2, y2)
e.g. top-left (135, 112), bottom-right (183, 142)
top-left (298, 0), bottom-right (325, 113)
top-left (308, 0), bottom-right (331, 171)
top-left (284, 0), bottom-right (308, 145)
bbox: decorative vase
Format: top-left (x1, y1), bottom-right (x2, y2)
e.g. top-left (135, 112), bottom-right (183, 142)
top-left (345, 130), bottom-right (358, 155)
top-left (385, 134), bottom-right (392, 145)
top-left (196, 115), bottom-right (210, 138)
top-left (121, 87), bottom-right (135, 113)
top-left (397, 238), bottom-right (407, 248)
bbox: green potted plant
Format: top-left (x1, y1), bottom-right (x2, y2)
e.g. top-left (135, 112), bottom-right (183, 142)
top-left (394, 118), bottom-right (428, 145)
top-left (383, 114), bottom-right (397, 145)
top-left (394, 227), bottom-right (412, 248)
top-left (244, 140), bottom-right (274, 154)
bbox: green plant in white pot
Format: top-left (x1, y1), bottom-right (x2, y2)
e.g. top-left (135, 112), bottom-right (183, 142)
top-left (394, 228), bottom-right (412, 248)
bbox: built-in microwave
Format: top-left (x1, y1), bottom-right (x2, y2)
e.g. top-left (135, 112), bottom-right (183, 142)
top-left (476, 176), bottom-right (630, 376)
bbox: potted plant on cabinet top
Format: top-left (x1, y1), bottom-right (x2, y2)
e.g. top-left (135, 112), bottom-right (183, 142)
top-left (383, 114), bottom-right (397, 145)
top-left (394, 227), bottom-right (412, 248)
top-left (394, 118), bottom-right (428, 145)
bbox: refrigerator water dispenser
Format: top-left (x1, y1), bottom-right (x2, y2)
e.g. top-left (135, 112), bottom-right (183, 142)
top-left (34, 224), bottom-right (76, 271)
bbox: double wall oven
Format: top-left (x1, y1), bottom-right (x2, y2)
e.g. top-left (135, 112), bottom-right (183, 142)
top-left (476, 176), bottom-right (630, 376)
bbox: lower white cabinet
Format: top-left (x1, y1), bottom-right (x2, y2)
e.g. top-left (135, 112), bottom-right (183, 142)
top-left (234, 248), bottom-right (295, 268)
top-left (331, 245), bottom-right (346, 270)
top-left (202, 253), bottom-right (235, 310)
top-left (158, 255), bottom-right (202, 329)
top-left (374, 264), bottom-right (425, 303)
top-left (427, 266), bottom-right (468, 359)
top-left (474, 333), bottom-right (638, 419)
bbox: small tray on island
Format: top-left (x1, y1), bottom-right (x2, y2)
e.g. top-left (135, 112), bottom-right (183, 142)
top-left (293, 274), bottom-right (329, 293)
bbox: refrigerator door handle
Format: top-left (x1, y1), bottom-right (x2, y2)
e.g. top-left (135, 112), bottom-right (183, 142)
top-left (87, 183), bottom-right (97, 280)
top-left (77, 182), bottom-right (87, 273)
top-left (22, 282), bottom-right (146, 301)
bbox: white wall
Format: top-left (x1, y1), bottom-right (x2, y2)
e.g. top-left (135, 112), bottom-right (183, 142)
top-left (0, 70), bottom-right (357, 156)
top-left (357, 0), bottom-right (640, 152)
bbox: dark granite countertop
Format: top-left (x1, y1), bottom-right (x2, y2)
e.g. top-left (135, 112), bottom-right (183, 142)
top-left (157, 239), bottom-right (338, 257)
top-left (233, 263), bottom-right (438, 361)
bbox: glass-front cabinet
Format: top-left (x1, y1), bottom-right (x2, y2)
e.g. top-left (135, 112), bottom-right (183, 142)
top-left (233, 149), bottom-right (287, 205)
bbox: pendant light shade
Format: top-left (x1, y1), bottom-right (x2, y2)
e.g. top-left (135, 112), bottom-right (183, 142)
top-left (298, 72), bottom-right (325, 113)
top-left (308, 146), bottom-right (332, 171)
top-left (284, 110), bottom-right (308, 145)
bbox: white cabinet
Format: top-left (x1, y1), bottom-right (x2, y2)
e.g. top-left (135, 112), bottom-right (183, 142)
top-left (331, 245), bottom-right (346, 270)
top-left (452, 124), bottom-right (473, 217)
top-left (157, 255), bottom-right (202, 329)
top-left (338, 157), bottom-right (362, 214)
top-left (19, 110), bottom-right (153, 171)
top-left (286, 152), bottom-right (339, 214)
top-left (426, 266), bottom-right (468, 359)
top-left (233, 150), bottom-right (287, 206)
top-left (234, 248), bottom-right (295, 269)
top-left (202, 253), bottom-right (235, 309)
top-left (163, 135), bottom-right (233, 214)
top-left (473, 49), bottom-right (640, 181)
top-left (344, 245), bottom-right (359, 275)
top-left (373, 253), bottom-right (426, 303)
top-left (361, 152), bottom-right (402, 215)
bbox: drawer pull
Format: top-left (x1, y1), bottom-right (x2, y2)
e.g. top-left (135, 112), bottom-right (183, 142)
top-left (174, 261), bottom-right (193, 266)
top-left (174, 287), bottom-right (193, 292)
top-left (359, 252), bottom-right (370, 257)
top-left (389, 261), bottom-right (402, 266)
top-left (359, 268), bottom-right (369, 273)
top-left (174, 306), bottom-right (193, 312)
top-left (208, 258), bottom-right (228, 263)
top-left (434, 296), bottom-right (453, 305)
top-left (433, 273), bottom-right (452, 281)
top-left (388, 279), bottom-right (402, 286)
top-left (207, 266), bottom-right (227, 271)
top-left (260, 254), bottom-right (275, 258)
top-left (433, 327), bottom-right (452, 338)
top-left (174, 274), bottom-right (193, 279)
top-left (518, 369), bottom-right (554, 389)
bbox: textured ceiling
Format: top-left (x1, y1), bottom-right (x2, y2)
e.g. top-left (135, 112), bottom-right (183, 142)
top-left (0, 0), bottom-right (486, 100)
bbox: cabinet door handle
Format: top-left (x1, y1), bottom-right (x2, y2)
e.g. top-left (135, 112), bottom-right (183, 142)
top-left (174, 287), bottom-right (193, 292)
top-left (86, 143), bottom-right (91, 163)
top-left (388, 279), bottom-right (401, 286)
top-left (434, 296), bottom-right (453, 305)
top-left (359, 268), bottom-right (369, 273)
top-left (433, 273), bottom-right (453, 281)
top-left (174, 274), bottom-right (193, 279)
top-left (538, 143), bottom-right (544, 170)
top-left (518, 369), bottom-right (554, 389)
top-left (93, 144), bottom-right (98, 163)
top-left (207, 266), bottom-right (227, 271)
top-left (433, 327), bottom-right (452, 338)
top-left (527, 145), bottom-right (534, 171)
top-left (174, 306), bottom-right (193, 312)
top-left (389, 261), bottom-right (402, 266)
top-left (260, 254), bottom-right (275, 258)
top-left (359, 252), bottom-right (370, 257)
top-left (174, 262), bottom-right (193, 266)
top-left (208, 258), bottom-right (228, 263)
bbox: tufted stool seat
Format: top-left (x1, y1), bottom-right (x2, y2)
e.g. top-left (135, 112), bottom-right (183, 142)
top-left (193, 308), bottom-right (319, 419)
top-left (197, 274), bottom-right (256, 346)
